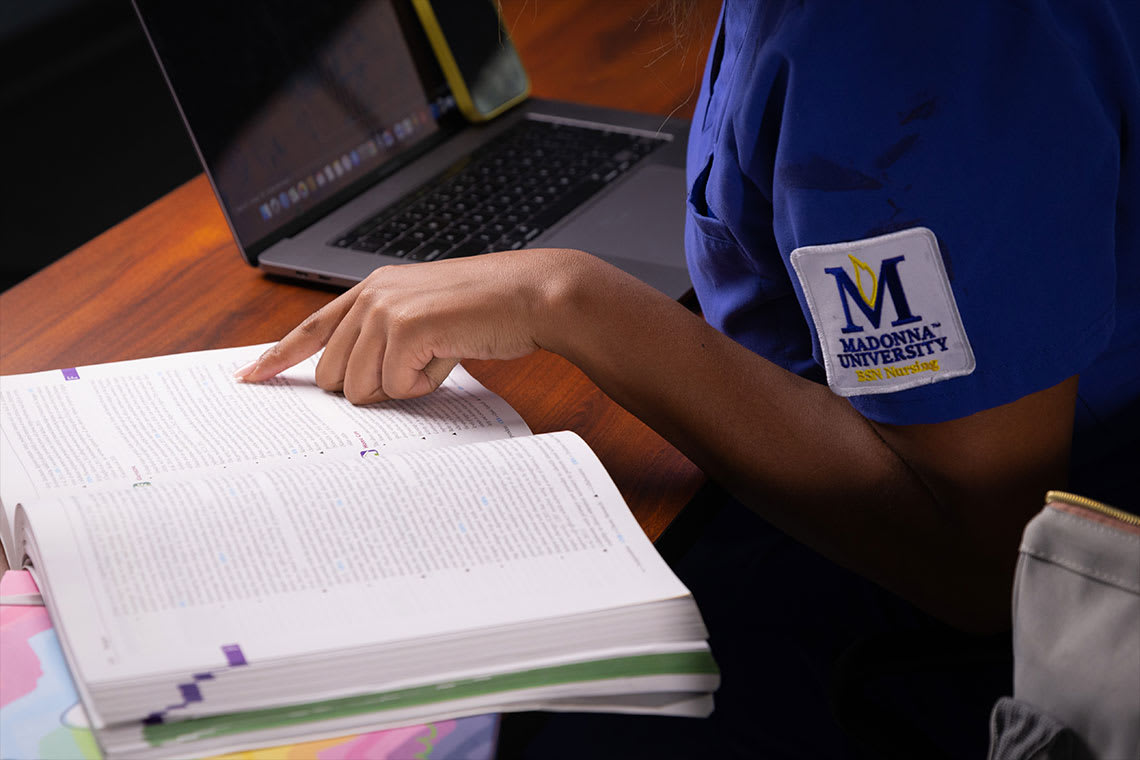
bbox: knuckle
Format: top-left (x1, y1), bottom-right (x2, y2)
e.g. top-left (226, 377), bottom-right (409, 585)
top-left (297, 313), bottom-right (324, 338)
top-left (387, 305), bottom-right (419, 333)
top-left (345, 382), bottom-right (383, 406)
top-left (259, 343), bottom-right (282, 363)
top-left (381, 376), bottom-right (408, 400)
top-left (314, 363), bottom-right (341, 391)
top-left (316, 377), bottom-right (341, 394)
top-left (365, 299), bottom-right (390, 322)
top-left (359, 283), bottom-right (383, 303)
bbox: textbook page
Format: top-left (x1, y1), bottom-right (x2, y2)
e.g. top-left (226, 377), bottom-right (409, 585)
top-left (0, 344), bottom-right (529, 562)
top-left (18, 431), bottom-right (692, 721)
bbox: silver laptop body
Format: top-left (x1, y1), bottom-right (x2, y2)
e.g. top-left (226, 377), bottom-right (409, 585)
top-left (134, 0), bottom-right (692, 300)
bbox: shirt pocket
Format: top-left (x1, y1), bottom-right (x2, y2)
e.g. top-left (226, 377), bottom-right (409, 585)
top-left (685, 150), bottom-right (756, 295)
top-left (686, 148), bottom-right (791, 294)
top-left (685, 149), bottom-right (821, 378)
top-left (687, 151), bottom-right (738, 245)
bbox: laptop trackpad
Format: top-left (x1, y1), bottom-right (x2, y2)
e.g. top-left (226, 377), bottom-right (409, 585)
top-left (541, 164), bottom-right (688, 266)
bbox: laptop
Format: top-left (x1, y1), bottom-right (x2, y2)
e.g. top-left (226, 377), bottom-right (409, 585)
top-left (132, 0), bottom-right (693, 300)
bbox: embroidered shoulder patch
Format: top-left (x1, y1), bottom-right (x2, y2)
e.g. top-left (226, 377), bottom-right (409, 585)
top-left (790, 227), bottom-right (974, 397)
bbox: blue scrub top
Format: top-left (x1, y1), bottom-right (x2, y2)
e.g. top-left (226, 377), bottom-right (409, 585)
top-left (686, 0), bottom-right (1140, 481)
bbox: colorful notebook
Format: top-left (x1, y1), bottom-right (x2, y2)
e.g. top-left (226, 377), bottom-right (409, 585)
top-left (0, 571), bottom-right (498, 760)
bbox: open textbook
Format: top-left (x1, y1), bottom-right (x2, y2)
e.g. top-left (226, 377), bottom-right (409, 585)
top-left (0, 345), bottom-right (717, 759)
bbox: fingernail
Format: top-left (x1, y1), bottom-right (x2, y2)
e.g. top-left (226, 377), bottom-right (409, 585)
top-left (233, 359), bottom-right (259, 380)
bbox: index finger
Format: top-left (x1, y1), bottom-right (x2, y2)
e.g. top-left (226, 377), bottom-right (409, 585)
top-left (235, 281), bottom-right (366, 382)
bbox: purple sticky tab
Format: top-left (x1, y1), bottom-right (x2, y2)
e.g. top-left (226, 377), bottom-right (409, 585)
top-left (179, 683), bottom-right (203, 703)
top-left (61, 368), bottom-right (80, 381)
top-left (192, 672), bottom-right (214, 681)
top-left (221, 644), bottom-right (246, 667)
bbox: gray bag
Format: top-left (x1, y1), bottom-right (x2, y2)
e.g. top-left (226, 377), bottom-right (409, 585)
top-left (989, 491), bottom-right (1140, 760)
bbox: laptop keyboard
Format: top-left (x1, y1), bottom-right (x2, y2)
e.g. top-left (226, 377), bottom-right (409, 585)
top-left (331, 118), bottom-right (665, 261)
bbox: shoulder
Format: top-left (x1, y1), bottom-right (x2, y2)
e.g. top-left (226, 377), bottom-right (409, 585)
top-left (735, 0), bottom-right (1124, 109)
top-left (736, 1), bottom-right (1128, 423)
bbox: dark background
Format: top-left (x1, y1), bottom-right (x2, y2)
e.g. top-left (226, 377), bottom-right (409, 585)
top-left (0, 0), bottom-right (201, 293)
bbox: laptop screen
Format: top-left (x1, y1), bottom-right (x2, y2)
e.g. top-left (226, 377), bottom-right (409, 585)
top-left (134, 0), bottom-right (460, 255)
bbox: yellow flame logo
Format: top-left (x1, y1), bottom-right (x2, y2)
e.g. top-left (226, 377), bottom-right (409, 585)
top-left (849, 254), bottom-right (878, 308)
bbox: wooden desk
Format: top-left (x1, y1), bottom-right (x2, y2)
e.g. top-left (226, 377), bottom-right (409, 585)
top-left (0, 0), bottom-right (720, 573)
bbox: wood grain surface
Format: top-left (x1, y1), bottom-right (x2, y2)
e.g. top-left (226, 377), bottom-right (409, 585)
top-left (0, 0), bottom-right (721, 573)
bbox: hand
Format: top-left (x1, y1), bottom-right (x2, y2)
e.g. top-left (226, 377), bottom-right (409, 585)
top-left (235, 248), bottom-right (581, 403)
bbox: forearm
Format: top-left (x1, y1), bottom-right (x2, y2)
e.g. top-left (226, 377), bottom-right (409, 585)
top-left (540, 252), bottom-right (1064, 631)
top-left (248, 248), bottom-right (1071, 630)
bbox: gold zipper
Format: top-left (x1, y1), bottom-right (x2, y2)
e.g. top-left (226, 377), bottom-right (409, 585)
top-left (1046, 490), bottom-right (1140, 527)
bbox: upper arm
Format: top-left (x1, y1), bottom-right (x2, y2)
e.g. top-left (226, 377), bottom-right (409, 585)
top-left (865, 374), bottom-right (1078, 629)
top-left (758, 2), bottom-right (1118, 419)
top-left (873, 375), bottom-right (1079, 545)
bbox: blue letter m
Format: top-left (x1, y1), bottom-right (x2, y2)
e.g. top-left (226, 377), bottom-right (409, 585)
top-left (823, 255), bottom-right (922, 334)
